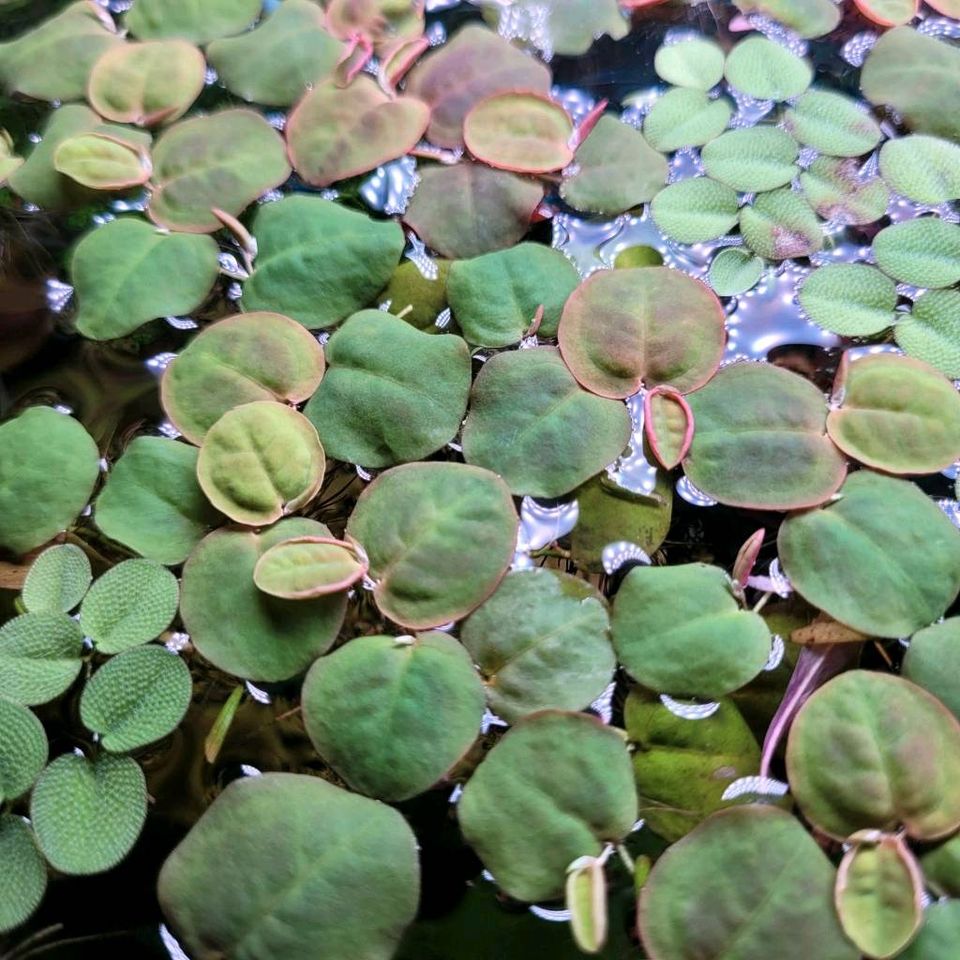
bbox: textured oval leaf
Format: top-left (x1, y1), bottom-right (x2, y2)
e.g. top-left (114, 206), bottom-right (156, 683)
top-left (346, 462), bottom-right (517, 629)
top-left (0, 407), bottom-right (99, 556)
top-left (458, 712), bottom-right (637, 902)
top-left (148, 109), bottom-right (290, 233)
top-left (0, 816), bottom-right (45, 935)
top-left (898, 902), bottom-right (960, 960)
top-left (71, 217), bottom-right (219, 340)
top-left (462, 347), bottom-right (631, 497)
top-left (798, 263), bottom-right (898, 337)
top-left (903, 618), bottom-right (960, 719)
top-left (197, 402), bottom-right (325, 526)
top-left (707, 247), bottom-right (764, 296)
top-left (880, 135), bottom-right (960, 204)
top-left (558, 267), bottom-right (725, 399)
top-left (302, 632), bottom-right (484, 801)
top-left (740, 188), bottom-right (823, 260)
top-left (651, 178), bottom-right (739, 244)
top-left (724, 35), bottom-right (812, 100)
top-left (783, 91), bottom-right (883, 157)
top-left (853, 0), bottom-right (918, 25)
top-left (701, 126), bottom-right (799, 192)
top-left (654, 37), bottom-right (725, 90)
top-left (181, 519), bottom-right (347, 682)
top-left (642, 88), bottom-right (732, 152)
top-left (645, 386), bottom-right (693, 470)
top-left (897, 289), bottom-right (960, 378)
top-left (787, 671), bottom-right (960, 839)
top-left (0, 698), bottom-right (47, 804)
top-left (303, 310), bottom-right (470, 468)
top-left (566, 856), bottom-right (607, 955)
top-left (287, 77), bottom-right (430, 187)
top-left (461, 568), bottom-right (615, 723)
top-left (0, 613), bottom-right (84, 706)
top-left (125, 0), bottom-right (261, 43)
top-left (22, 544), bottom-right (91, 614)
top-left (873, 217), bottom-right (960, 288)
top-left (254, 536), bottom-right (367, 599)
top-left (54, 133), bottom-right (152, 190)
top-left (799, 156), bottom-right (890, 225)
top-left (683, 362), bottom-right (846, 510)
top-left (639, 806), bottom-right (858, 960)
top-left (734, 0), bottom-right (841, 37)
top-left (241, 195), bottom-right (404, 329)
top-left (158, 773), bottom-right (419, 960)
top-left (80, 645), bottom-right (192, 752)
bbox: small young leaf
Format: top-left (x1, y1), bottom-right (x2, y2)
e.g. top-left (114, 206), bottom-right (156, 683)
top-left (0, 698), bottom-right (48, 803)
top-left (740, 188), bottom-right (823, 260)
top-left (701, 126), bottom-right (799, 192)
top-left (566, 856), bottom-right (608, 955)
top-left (54, 133), bottom-right (152, 190)
top-left (253, 537), bottom-right (368, 599)
top-left (873, 217), bottom-right (960, 288)
top-left (798, 263), bottom-right (897, 336)
top-left (896, 288), bottom-right (960, 378)
top-left (644, 386), bottom-right (694, 470)
top-left (724, 35), bottom-right (812, 101)
top-left (203, 685), bottom-right (243, 764)
top-left (783, 91), bottom-right (883, 157)
top-left (642, 88), bottom-right (732, 152)
top-left (651, 178), bottom-right (739, 244)
top-left (707, 248), bottom-right (764, 296)
top-left (654, 37), bottom-right (725, 90)
top-left (0, 816), bottom-right (47, 934)
top-left (22, 544), bottom-right (91, 614)
top-left (0, 613), bottom-right (84, 706)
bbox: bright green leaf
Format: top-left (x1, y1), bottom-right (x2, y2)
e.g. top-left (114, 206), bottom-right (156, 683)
top-left (21, 544), bottom-right (91, 614)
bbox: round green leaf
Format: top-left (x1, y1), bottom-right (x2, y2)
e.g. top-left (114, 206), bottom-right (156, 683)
top-left (783, 91), bottom-right (883, 157)
top-left (872, 217), bottom-right (960, 288)
top-left (31, 753), bottom-right (146, 875)
top-left (160, 312), bottom-right (325, 444)
top-left (558, 266), bottom-right (725, 399)
top-left (0, 698), bottom-right (47, 803)
top-left (799, 156), bottom-right (890, 225)
top-left (94, 436), bottom-right (223, 565)
top-left (71, 217), bottom-right (219, 340)
top-left (303, 310), bottom-right (470, 468)
top-left (701, 126), bottom-right (799, 192)
top-left (896, 289), bottom-right (960, 378)
top-left (241, 195), bottom-right (405, 329)
top-left (707, 247), bottom-right (764, 296)
top-left (612, 563), bottom-right (771, 699)
top-left (787, 671), bottom-right (960, 839)
top-left (180, 519), bottom-right (347, 682)
top-left (740, 188), bottom-right (823, 260)
top-left (0, 613), bottom-right (84, 706)
top-left (654, 37), bottom-right (725, 90)
top-left (651, 178), bottom-right (739, 244)
top-left (54, 133), bottom-right (152, 191)
top-left (0, 816), bottom-right (47, 934)
top-left (798, 263), bottom-right (898, 336)
top-left (287, 77), bottom-right (430, 187)
top-left (22, 544), bottom-right (91, 614)
top-left (461, 347), bottom-right (631, 498)
top-left (642, 88), bottom-right (733, 153)
top-left (80, 645), bottom-right (191, 753)
top-left (734, 0), bottom-right (841, 38)
top-left (902, 618), bottom-right (960, 718)
top-left (639, 806), bottom-right (858, 960)
top-left (148, 109), bottom-right (291, 233)
top-left (87, 39), bottom-right (205, 126)
top-left (880, 135), bottom-right (960, 203)
top-left (683, 362), bottom-right (846, 510)
top-left (158, 773), bottom-right (420, 960)
top-left (302, 632), bottom-right (484, 801)
top-left (724, 35), bottom-right (812, 101)
top-left (898, 902), bottom-right (960, 960)
top-left (253, 536), bottom-right (367, 599)
top-left (461, 568), bottom-right (615, 723)
top-left (446, 243), bottom-right (579, 347)
top-left (345, 462), bottom-right (517, 629)
top-left (458, 711), bottom-right (637, 903)
top-left (0, 407), bottom-right (99, 556)
top-left (827, 353), bottom-right (960, 474)
top-left (197, 402), bottom-right (325, 527)
top-left (80, 558), bottom-right (179, 654)
top-left (125, 0), bottom-right (262, 44)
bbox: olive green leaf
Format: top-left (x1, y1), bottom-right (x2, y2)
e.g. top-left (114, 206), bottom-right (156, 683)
top-left (560, 114), bottom-right (668, 215)
top-left (345, 462), bottom-right (517, 629)
top-left (125, 0), bottom-right (262, 44)
top-left (786, 671), bottom-right (960, 839)
top-left (161, 312), bottom-right (325, 443)
top-left (404, 24), bottom-right (551, 148)
top-left (872, 217), bottom-right (960, 288)
top-left (625, 690), bottom-right (760, 842)
top-left (645, 386), bottom-right (693, 470)
top-left (446, 243), bottom-right (579, 347)
top-left (902, 618), bottom-right (960, 718)
top-left (651, 178), bottom-right (739, 244)
top-left (896, 289), bottom-right (960, 378)
top-left (639, 806), bottom-right (858, 960)
top-left (0, 613), bottom-right (84, 706)
top-left (0, 130), bottom-right (22, 183)
top-left (148, 109), bottom-right (290, 233)
top-left (158, 773), bottom-right (420, 960)
top-left (462, 347), bottom-right (631, 498)
top-left (53, 132), bottom-right (152, 190)
top-left (683, 362), bottom-right (846, 510)
top-left (380, 259), bottom-right (451, 331)
top-left (180, 519), bottom-right (347, 682)
top-left (303, 310), bottom-right (471, 467)
top-left (253, 536), bottom-right (368, 599)
top-left (481, 0), bottom-right (627, 56)
top-left (87, 39), bottom-right (205, 126)
top-left (734, 0), bottom-right (840, 37)
top-left (612, 563), bottom-right (771, 699)
top-left (724, 35), bottom-right (812, 101)
top-left (241, 195), bottom-right (405, 329)
top-left (31, 753), bottom-right (146, 875)
top-left (94, 436), bottom-right (222, 565)
top-left (302, 632), bottom-right (484, 801)
top-left (22, 544), bottom-right (91, 614)
top-left (654, 37), bottom-right (725, 90)
top-left (558, 266), bottom-right (725, 399)
top-left (71, 217), bottom-right (219, 340)
top-left (799, 156), bottom-right (890, 225)
top-left (897, 902), bottom-right (960, 960)
top-left (707, 247), bottom-right (764, 297)
top-left (880, 135), bottom-right (960, 203)
top-left (79, 645), bottom-right (191, 752)
top-left (287, 77), bottom-right (430, 187)
top-left (203, 684), bottom-right (242, 765)
top-left (827, 353), bottom-right (960, 474)
top-left (701, 126), bottom-right (799, 192)
top-left (0, 406), bottom-right (99, 556)
top-left (642, 88), bottom-right (733, 152)
top-left (740, 188), bottom-right (823, 260)
top-left (461, 568), bottom-right (615, 722)
top-left (566, 855), bottom-right (607, 955)
top-left (923, 833), bottom-right (960, 897)
top-left (80, 558), bottom-right (179, 654)
top-left (206, 0), bottom-right (343, 107)
top-left (798, 263), bottom-right (898, 337)
top-left (197, 402), bottom-right (325, 527)
top-left (783, 91), bottom-right (883, 157)
top-left (0, 817), bottom-right (46, 934)
top-left (458, 711), bottom-right (637, 902)
top-left (0, 698), bottom-right (47, 803)
top-left (779, 471), bottom-right (960, 637)
top-left (405, 162), bottom-right (544, 260)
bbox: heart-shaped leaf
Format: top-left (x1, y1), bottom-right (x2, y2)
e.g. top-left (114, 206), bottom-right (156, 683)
top-left (725, 35), bottom-right (812, 100)
top-left (896, 289), bottom-right (960, 378)
top-left (872, 217), bottom-right (960, 288)
top-left (654, 37), bottom-right (725, 90)
top-left (21, 544), bottom-right (91, 614)
top-left (897, 902), bottom-right (960, 960)
top-left (852, 0), bottom-right (918, 26)
top-left (740, 188), bottom-right (823, 260)
top-left (642, 88), bottom-right (732, 152)
top-left (0, 613), bottom-right (84, 706)
top-left (798, 263), bottom-right (898, 336)
top-left (0, 698), bottom-right (47, 803)
top-left (125, 0), bottom-right (262, 44)
top-left (701, 126), bottom-right (799, 192)
top-left (734, 0), bottom-right (840, 37)
top-left (783, 90), bottom-right (883, 157)
top-left (54, 132), bottom-right (152, 190)
top-left (651, 177), bottom-right (739, 244)
top-left (645, 386), bottom-right (693, 470)
top-left (902, 618), bottom-right (960, 718)
top-left (253, 536), bottom-right (368, 598)
top-left (0, 816), bottom-right (46, 935)
top-left (799, 156), bottom-right (889, 225)
top-left (707, 247), bottom-right (764, 296)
